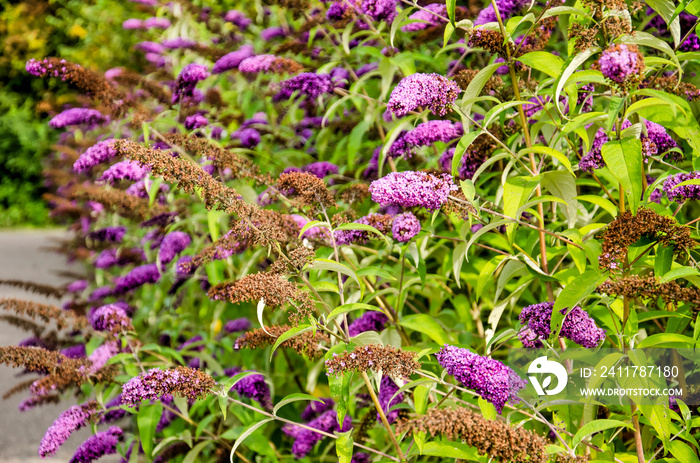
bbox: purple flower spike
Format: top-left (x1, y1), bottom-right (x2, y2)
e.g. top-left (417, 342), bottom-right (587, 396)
top-left (224, 318), bottom-right (252, 333)
top-left (69, 426), bottom-right (122, 463)
top-left (387, 73), bottom-right (461, 117)
top-left (369, 171), bottom-right (457, 211)
top-left (303, 161), bottom-right (339, 179)
top-left (392, 212), bottom-right (421, 242)
top-left (162, 37), bottom-right (197, 50)
top-left (273, 73), bottom-right (335, 102)
top-left (348, 311), bottom-right (388, 337)
top-left (98, 160), bottom-right (149, 184)
top-left (598, 44), bottom-right (644, 84)
top-left (212, 45), bottom-right (255, 73)
top-left (663, 171), bottom-right (700, 203)
top-left (143, 17), bottom-right (171, 29)
top-left (518, 302), bottom-right (606, 348)
top-left (184, 114), bottom-right (209, 130)
top-left (73, 139), bottom-right (118, 173)
top-left (159, 231), bottom-right (191, 264)
top-left (172, 64), bottom-right (210, 104)
top-left (401, 4), bottom-right (447, 31)
top-left (361, 0), bottom-right (397, 23)
top-left (389, 120), bottom-right (462, 158)
top-left (436, 345), bottom-right (526, 413)
top-left (39, 403), bottom-right (98, 458)
top-left (113, 263), bottom-right (161, 295)
top-left (49, 108), bottom-right (107, 129)
top-left (224, 10), bottom-right (252, 29)
top-left (122, 19), bottom-right (144, 30)
top-left (301, 398), bottom-right (335, 421)
top-left (475, 0), bottom-right (529, 25)
top-left (377, 376), bottom-right (403, 423)
top-left (88, 226), bottom-right (127, 243)
top-left (291, 410), bottom-right (352, 458)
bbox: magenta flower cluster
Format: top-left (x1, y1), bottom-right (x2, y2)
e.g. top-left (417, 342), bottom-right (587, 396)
top-left (663, 171), bottom-right (700, 203)
top-left (389, 120), bottom-right (462, 158)
top-left (401, 4), bottom-right (447, 32)
top-left (435, 344), bottom-right (526, 413)
top-left (98, 160), bottom-right (150, 184)
top-left (598, 44), bottom-right (644, 84)
top-left (518, 302), bottom-right (606, 348)
top-left (348, 310), bottom-right (388, 337)
top-left (387, 73), bottom-right (461, 117)
top-left (158, 231), bottom-right (192, 264)
top-left (369, 171), bottom-right (457, 211)
top-left (273, 73), bottom-right (335, 101)
top-left (73, 139), bottom-right (118, 173)
top-left (212, 45), bottom-right (255, 73)
top-left (39, 403), bottom-right (98, 458)
top-left (90, 304), bottom-right (132, 333)
top-left (49, 108), bottom-right (107, 129)
top-left (391, 212), bottom-right (421, 242)
top-left (474, 0), bottom-right (529, 25)
top-left (291, 410), bottom-right (352, 458)
top-left (69, 426), bottom-right (122, 463)
top-left (172, 63), bottom-right (210, 104)
top-left (114, 263), bottom-right (161, 295)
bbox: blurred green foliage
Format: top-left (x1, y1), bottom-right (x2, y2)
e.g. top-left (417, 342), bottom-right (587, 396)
top-left (0, 0), bottom-right (136, 227)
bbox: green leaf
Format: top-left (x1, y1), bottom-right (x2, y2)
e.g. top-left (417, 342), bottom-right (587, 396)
top-left (478, 396), bottom-right (497, 421)
top-left (576, 195), bottom-right (617, 218)
top-left (620, 32), bottom-right (681, 75)
top-left (443, 21), bottom-right (455, 47)
top-left (452, 241), bottom-right (467, 288)
top-left (669, 440), bottom-right (698, 463)
top-left (600, 138), bottom-right (643, 213)
top-left (356, 266), bottom-right (397, 280)
top-left (414, 385), bottom-right (430, 415)
top-left (299, 220), bottom-right (329, 239)
top-left (541, 6), bottom-right (593, 20)
top-left (571, 420), bottom-right (631, 449)
top-left (329, 372), bottom-right (354, 425)
top-left (452, 131), bottom-right (481, 177)
top-left (520, 146), bottom-right (574, 175)
top-left (400, 313), bottom-right (451, 345)
top-left (270, 324), bottom-right (313, 361)
top-left (556, 47), bottom-right (601, 116)
top-left (137, 403), bottom-right (163, 457)
top-left (446, 0), bottom-right (456, 25)
top-left (221, 371), bottom-right (259, 394)
top-left (183, 441), bottom-right (210, 463)
top-left (230, 418), bottom-right (273, 462)
top-left (660, 267), bottom-right (699, 283)
top-left (541, 170), bottom-right (578, 228)
top-left (334, 223), bottom-right (389, 245)
top-left (646, 0), bottom-right (682, 45)
top-left (550, 269), bottom-right (607, 342)
top-left (636, 333), bottom-right (696, 348)
top-left (655, 245), bottom-right (674, 277)
top-left (420, 441), bottom-right (481, 459)
top-left (331, 430), bottom-right (353, 463)
top-left (460, 62), bottom-right (503, 115)
top-left (503, 175), bottom-right (542, 241)
top-left (390, 7), bottom-right (414, 48)
top-left (562, 111), bottom-right (608, 135)
top-left (670, 179), bottom-right (700, 189)
top-left (327, 303), bottom-right (384, 323)
top-left (516, 51), bottom-right (564, 78)
top-left (312, 259), bottom-right (363, 296)
top-left (273, 393), bottom-right (324, 416)
top-left (347, 120), bottom-right (370, 166)
top-left (638, 405), bottom-right (671, 448)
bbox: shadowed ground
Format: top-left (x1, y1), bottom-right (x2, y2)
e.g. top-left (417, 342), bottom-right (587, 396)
top-left (0, 230), bottom-right (119, 462)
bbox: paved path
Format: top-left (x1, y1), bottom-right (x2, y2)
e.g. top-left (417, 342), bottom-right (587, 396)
top-left (0, 230), bottom-right (119, 462)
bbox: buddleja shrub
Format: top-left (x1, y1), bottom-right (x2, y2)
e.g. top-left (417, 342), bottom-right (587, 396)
top-left (2, 0), bottom-right (700, 461)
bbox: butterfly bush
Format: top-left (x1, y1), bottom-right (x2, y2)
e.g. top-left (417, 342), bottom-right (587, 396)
top-left (4, 0), bottom-right (700, 462)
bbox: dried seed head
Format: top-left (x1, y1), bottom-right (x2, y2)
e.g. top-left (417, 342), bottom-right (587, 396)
top-left (597, 275), bottom-right (700, 310)
top-left (277, 172), bottom-right (336, 208)
top-left (324, 344), bottom-right (420, 378)
top-left (395, 406), bottom-right (548, 463)
top-left (598, 207), bottom-right (695, 271)
top-left (234, 325), bottom-right (329, 360)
